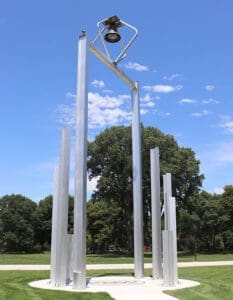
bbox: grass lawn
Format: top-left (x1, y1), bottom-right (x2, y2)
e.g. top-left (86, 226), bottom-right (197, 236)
top-left (0, 266), bottom-right (232, 299)
top-left (166, 266), bottom-right (233, 300)
top-left (0, 270), bottom-right (113, 300)
top-left (0, 252), bottom-right (233, 265)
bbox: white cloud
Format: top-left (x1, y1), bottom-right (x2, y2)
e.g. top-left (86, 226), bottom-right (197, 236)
top-left (140, 94), bottom-right (155, 108)
top-left (202, 98), bottom-right (220, 104)
top-left (91, 80), bottom-right (105, 88)
top-left (163, 73), bottom-right (182, 81)
top-left (191, 110), bottom-right (211, 117)
top-left (205, 85), bottom-right (215, 91)
top-left (220, 121), bottom-right (233, 134)
top-left (141, 94), bottom-right (153, 103)
top-left (143, 101), bottom-right (155, 107)
top-left (213, 187), bottom-right (224, 194)
top-left (142, 84), bottom-right (183, 93)
top-left (140, 109), bottom-right (149, 115)
top-left (178, 98), bottom-right (197, 104)
top-left (57, 92), bottom-right (134, 129)
top-left (124, 62), bottom-right (149, 72)
top-left (66, 92), bottom-right (76, 98)
top-left (87, 176), bottom-right (99, 195)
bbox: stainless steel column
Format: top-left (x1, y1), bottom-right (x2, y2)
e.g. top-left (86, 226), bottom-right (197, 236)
top-left (131, 81), bottom-right (144, 278)
top-left (163, 173), bottom-right (172, 230)
top-left (150, 148), bottom-right (162, 279)
top-left (73, 31), bottom-right (88, 289)
top-left (50, 166), bottom-right (59, 285)
top-left (51, 128), bottom-right (70, 287)
top-left (168, 196), bottom-right (178, 284)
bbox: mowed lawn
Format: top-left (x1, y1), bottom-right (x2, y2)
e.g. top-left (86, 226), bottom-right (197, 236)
top-left (0, 252), bottom-right (233, 264)
top-left (166, 266), bottom-right (233, 300)
top-left (0, 266), bottom-right (232, 299)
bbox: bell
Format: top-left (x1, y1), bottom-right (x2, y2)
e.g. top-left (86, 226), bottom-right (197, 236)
top-left (104, 28), bottom-right (121, 43)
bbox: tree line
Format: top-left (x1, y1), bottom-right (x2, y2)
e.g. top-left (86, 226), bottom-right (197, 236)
top-left (0, 125), bottom-right (232, 254)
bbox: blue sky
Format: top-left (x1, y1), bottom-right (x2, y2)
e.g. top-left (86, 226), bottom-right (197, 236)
top-left (0, 1), bottom-right (233, 201)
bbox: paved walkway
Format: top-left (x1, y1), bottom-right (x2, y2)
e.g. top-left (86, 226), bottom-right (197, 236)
top-left (29, 276), bottom-right (200, 300)
top-left (0, 261), bottom-right (233, 270)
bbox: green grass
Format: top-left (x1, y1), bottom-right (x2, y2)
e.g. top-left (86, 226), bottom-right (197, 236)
top-left (0, 252), bottom-right (233, 265)
top-left (165, 266), bottom-right (233, 300)
top-left (0, 270), bottom-right (114, 300)
top-left (0, 266), bottom-right (232, 299)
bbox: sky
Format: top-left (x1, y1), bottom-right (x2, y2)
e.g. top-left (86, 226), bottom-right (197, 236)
top-left (0, 0), bottom-right (233, 201)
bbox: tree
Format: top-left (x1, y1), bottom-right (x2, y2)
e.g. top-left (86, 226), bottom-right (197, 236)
top-left (0, 194), bottom-right (37, 252)
top-left (219, 186), bottom-right (233, 250)
top-left (88, 125), bottom-right (204, 252)
top-left (35, 195), bottom-right (74, 249)
top-left (87, 199), bottom-right (122, 253)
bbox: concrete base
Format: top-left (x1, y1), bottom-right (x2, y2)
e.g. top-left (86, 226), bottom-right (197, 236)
top-left (29, 276), bottom-right (200, 300)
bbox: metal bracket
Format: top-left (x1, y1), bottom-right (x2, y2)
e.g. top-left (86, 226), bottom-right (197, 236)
top-left (92, 17), bottom-right (138, 65)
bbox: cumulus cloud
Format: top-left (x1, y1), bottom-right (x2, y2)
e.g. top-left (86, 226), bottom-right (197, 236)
top-left (205, 85), bottom-right (215, 91)
top-left (91, 80), bottom-right (105, 88)
top-left (140, 109), bottom-right (149, 115)
top-left (191, 110), bottom-right (211, 117)
top-left (124, 62), bottom-right (149, 72)
top-left (202, 98), bottom-right (220, 104)
top-left (143, 84), bottom-right (183, 93)
top-left (220, 120), bottom-right (233, 134)
top-left (178, 98), bottom-right (197, 104)
top-left (57, 92), bottom-right (144, 129)
top-left (66, 92), bottom-right (76, 98)
top-left (163, 73), bottom-right (182, 81)
top-left (140, 94), bottom-right (156, 108)
top-left (213, 187), bottom-right (224, 194)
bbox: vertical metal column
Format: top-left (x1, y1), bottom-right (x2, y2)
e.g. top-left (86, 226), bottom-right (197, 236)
top-left (131, 81), bottom-right (144, 278)
top-left (50, 128), bottom-right (70, 287)
top-left (73, 32), bottom-right (88, 289)
top-left (50, 166), bottom-right (59, 285)
top-left (162, 230), bottom-right (174, 286)
top-left (163, 173), bottom-right (172, 230)
top-left (168, 196), bottom-right (178, 284)
top-left (150, 148), bottom-right (162, 279)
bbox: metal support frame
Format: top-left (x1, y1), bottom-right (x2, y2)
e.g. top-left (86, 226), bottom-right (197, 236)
top-left (71, 28), bottom-right (144, 290)
top-left (132, 82), bottom-right (144, 278)
top-left (73, 32), bottom-right (88, 290)
top-left (150, 148), bottom-right (162, 279)
top-left (93, 17), bottom-right (138, 64)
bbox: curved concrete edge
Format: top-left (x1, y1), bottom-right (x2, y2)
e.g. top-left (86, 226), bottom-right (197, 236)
top-left (29, 277), bottom-right (200, 300)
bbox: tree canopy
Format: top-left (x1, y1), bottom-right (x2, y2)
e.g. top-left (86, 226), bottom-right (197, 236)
top-left (87, 125), bottom-right (204, 252)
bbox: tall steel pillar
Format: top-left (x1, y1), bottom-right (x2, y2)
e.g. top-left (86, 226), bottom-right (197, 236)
top-left (50, 166), bottom-right (59, 285)
top-left (163, 173), bottom-right (172, 230)
top-left (150, 148), bottom-right (162, 279)
top-left (73, 31), bottom-right (88, 289)
top-left (167, 196), bottom-right (178, 284)
top-left (50, 127), bottom-right (70, 287)
top-left (131, 81), bottom-right (144, 278)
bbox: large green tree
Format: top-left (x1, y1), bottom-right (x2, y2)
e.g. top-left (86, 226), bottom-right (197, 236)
top-left (87, 199), bottom-right (122, 253)
top-left (88, 125), bottom-right (204, 252)
top-left (0, 194), bottom-right (37, 252)
top-left (35, 195), bottom-right (74, 249)
top-left (218, 186), bottom-right (233, 250)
